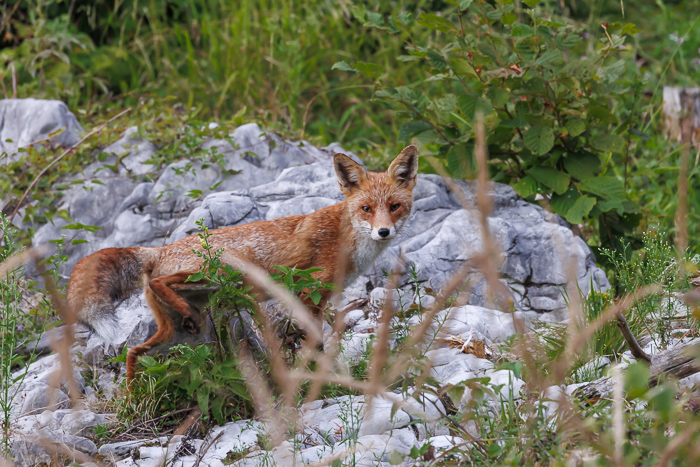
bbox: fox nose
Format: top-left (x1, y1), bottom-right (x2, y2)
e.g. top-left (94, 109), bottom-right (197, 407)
top-left (378, 228), bottom-right (390, 238)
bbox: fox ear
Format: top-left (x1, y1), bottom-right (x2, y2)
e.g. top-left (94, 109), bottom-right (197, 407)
top-left (334, 154), bottom-right (368, 196)
top-left (387, 145), bottom-right (419, 189)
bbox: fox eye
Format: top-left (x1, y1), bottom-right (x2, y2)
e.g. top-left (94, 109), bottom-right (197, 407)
top-left (390, 203), bottom-right (401, 212)
top-left (362, 206), bottom-right (372, 213)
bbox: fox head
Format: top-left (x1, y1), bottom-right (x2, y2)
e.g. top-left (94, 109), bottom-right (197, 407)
top-left (334, 145), bottom-right (419, 242)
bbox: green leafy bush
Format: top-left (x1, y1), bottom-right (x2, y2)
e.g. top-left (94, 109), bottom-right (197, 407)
top-left (138, 344), bottom-right (251, 426)
top-left (342, 0), bottom-right (644, 249)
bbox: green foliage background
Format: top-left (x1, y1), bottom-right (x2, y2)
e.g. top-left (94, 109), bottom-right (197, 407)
top-left (1, 0), bottom-right (700, 254)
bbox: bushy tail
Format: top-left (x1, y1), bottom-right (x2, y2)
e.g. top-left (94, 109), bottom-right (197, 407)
top-left (67, 247), bottom-right (161, 344)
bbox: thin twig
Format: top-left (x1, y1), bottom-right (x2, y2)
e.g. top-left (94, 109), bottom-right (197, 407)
top-left (193, 430), bottom-right (224, 467)
top-left (9, 108), bottom-right (132, 223)
top-left (0, 1), bottom-right (21, 37)
top-left (11, 63), bottom-right (17, 99)
top-left (616, 311), bottom-right (651, 362)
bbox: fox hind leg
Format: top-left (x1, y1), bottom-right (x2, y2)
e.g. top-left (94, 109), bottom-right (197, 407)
top-left (126, 271), bottom-right (207, 381)
top-left (126, 286), bottom-right (175, 381)
top-left (148, 271), bottom-right (203, 335)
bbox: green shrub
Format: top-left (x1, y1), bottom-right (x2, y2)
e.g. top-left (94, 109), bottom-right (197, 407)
top-left (341, 0), bottom-right (644, 250)
top-left (137, 344), bottom-right (252, 426)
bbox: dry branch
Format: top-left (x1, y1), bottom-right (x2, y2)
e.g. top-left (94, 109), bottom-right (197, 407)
top-left (615, 311), bottom-right (652, 363)
top-left (575, 338), bottom-right (700, 401)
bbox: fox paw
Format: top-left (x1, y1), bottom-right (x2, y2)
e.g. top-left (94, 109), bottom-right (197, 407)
top-left (182, 316), bottom-right (200, 334)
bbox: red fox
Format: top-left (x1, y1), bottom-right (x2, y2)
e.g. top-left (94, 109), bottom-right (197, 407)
top-left (67, 146), bottom-right (419, 380)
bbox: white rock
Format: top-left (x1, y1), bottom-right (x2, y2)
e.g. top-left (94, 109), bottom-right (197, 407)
top-left (436, 305), bottom-right (529, 342)
top-left (98, 437), bottom-right (169, 463)
top-left (414, 294), bottom-right (436, 309)
top-left (485, 369), bottom-right (526, 401)
top-left (339, 332), bottom-right (374, 367)
top-left (426, 348), bottom-right (493, 386)
top-left (565, 382), bottom-right (588, 396)
top-left (299, 395), bottom-right (411, 445)
top-left (11, 382), bottom-right (70, 417)
top-left (0, 98), bottom-right (83, 163)
top-left (370, 287), bottom-right (403, 309)
top-left (539, 385), bottom-right (566, 424)
top-left (573, 356), bottom-right (610, 381)
top-left (679, 371), bottom-right (700, 390)
top-left (60, 409), bottom-right (112, 437)
top-left (192, 420), bottom-right (263, 467)
top-left (428, 435), bottom-right (467, 453)
top-left (343, 309), bottom-right (366, 327)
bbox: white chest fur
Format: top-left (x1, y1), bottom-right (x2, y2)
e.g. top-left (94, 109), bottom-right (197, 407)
top-left (346, 235), bottom-right (389, 286)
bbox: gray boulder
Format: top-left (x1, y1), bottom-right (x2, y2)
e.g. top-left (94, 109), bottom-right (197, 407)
top-left (0, 99), bottom-right (83, 164)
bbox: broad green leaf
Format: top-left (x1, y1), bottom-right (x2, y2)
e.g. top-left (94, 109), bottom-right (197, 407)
top-left (597, 198), bottom-right (625, 213)
top-left (540, 20), bottom-right (566, 28)
top-left (447, 385), bottom-right (465, 407)
top-left (309, 290), bottom-right (322, 305)
top-left (527, 167), bottom-right (570, 194)
top-left (601, 59), bottom-right (625, 82)
top-left (523, 0), bottom-right (540, 6)
top-left (515, 40), bottom-right (536, 62)
top-left (186, 271), bottom-right (206, 283)
top-left (624, 362), bottom-right (649, 399)
top-left (534, 49), bottom-right (562, 67)
top-left (458, 93), bottom-right (493, 119)
top-left (365, 11), bottom-right (384, 27)
top-left (523, 126), bottom-right (555, 156)
top-left (502, 12), bottom-right (517, 25)
top-left (447, 143), bottom-right (475, 179)
top-left (649, 387), bottom-right (675, 422)
top-left (399, 121), bottom-right (432, 141)
top-left (513, 175), bottom-right (538, 198)
top-left (500, 113), bottom-right (527, 128)
top-left (139, 356), bottom-right (158, 367)
top-left (565, 195), bottom-right (597, 224)
top-left (229, 382), bottom-right (251, 400)
top-left (622, 23), bottom-right (641, 36)
top-left (579, 176), bottom-right (624, 200)
top-left (590, 134), bottom-right (626, 153)
top-left (565, 118), bottom-right (586, 137)
top-left (426, 49), bottom-right (448, 70)
top-left (450, 57), bottom-right (474, 76)
top-left (557, 33), bottom-right (582, 49)
top-left (388, 450), bottom-right (404, 465)
top-left (459, 0), bottom-right (473, 10)
top-left (588, 106), bottom-right (617, 125)
top-left (487, 87), bottom-right (510, 107)
top-left (354, 61), bottom-right (383, 79)
top-left (477, 42), bottom-right (499, 62)
top-left (512, 24), bottom-right (534, 38)
top-left (551, 191), bottom-right (597, 224)
top-left (331, 61), bottom-right (356, 72)
top-left (485, 9), bottom-right (502, 21)
top-left (563, 152), bottom-right (599, 181)
top-left (211, 396), bottom-right (225, 425)
top-left (416, 12), bottom-right (454, 32)
top-left (197, 388), bottom-right (210, 418)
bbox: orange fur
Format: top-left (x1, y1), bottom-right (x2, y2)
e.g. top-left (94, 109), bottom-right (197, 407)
top-left (67, 146), bottom-right (419, 381)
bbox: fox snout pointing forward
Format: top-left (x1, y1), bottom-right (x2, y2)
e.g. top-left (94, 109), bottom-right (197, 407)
top-left (67, 145), bottom-right (419, 380)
